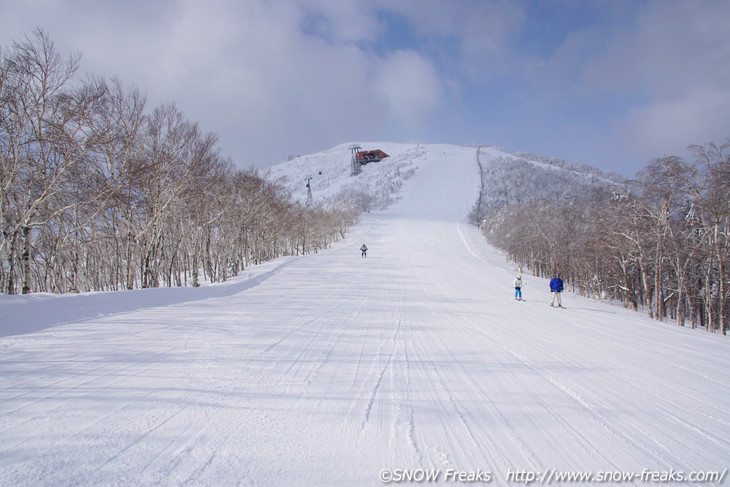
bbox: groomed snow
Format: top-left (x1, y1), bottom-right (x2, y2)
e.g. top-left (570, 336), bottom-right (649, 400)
top-left (1, 144), bottom-right (728, 486)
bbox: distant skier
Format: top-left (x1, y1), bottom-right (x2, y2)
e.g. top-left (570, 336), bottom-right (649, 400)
top-left (513, 276), bottom-right (523, 301)
top-left (549, 273), bottom-right (564, 307)
top-left (360, 244), bottom-right (368, 258)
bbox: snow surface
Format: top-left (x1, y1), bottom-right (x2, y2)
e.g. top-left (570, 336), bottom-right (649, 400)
top-left (1, 144), bottom-right (728, 486)
top-left (265, 142), bottom-right (429, 207)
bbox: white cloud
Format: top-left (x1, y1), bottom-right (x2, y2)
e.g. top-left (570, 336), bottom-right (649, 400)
top-left (623, 88), bottom-right (730, 162)
top-left (372, 50), bottom-right (444, 133)
top-left (580, 1), bottom-right (730, 95)
top-left (296, 0), bottom-right (382, 44)
top-left (579, 0), bottom-right (730, 159)
top-left (381, 0), bottom-right (525, 78)
top-left (3, 0), bottom-right (726, 175)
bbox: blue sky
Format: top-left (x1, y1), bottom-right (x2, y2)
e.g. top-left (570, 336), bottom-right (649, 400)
top-left (1, 0), bottom-right (728, 177)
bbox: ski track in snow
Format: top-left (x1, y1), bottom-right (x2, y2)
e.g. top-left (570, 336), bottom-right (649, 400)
top-left (1, 144), bottom-right (729, 486)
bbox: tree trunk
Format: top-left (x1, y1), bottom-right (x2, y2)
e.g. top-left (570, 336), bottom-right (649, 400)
top-left (21, 225), bottom-right (32, 294)
top-left (6, 231), bottom-right (18, 295)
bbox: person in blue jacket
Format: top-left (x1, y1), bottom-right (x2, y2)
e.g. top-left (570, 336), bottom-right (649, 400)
top-left (549, 273), bottom-right (564, 307)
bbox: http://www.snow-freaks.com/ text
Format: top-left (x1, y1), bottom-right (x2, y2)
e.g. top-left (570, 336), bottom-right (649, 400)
top-left (379, 467), bottom-right (727, 484)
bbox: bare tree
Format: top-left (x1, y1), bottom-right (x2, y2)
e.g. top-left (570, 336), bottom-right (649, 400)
top-left (688, 142), bottom-right (730, 333)
top-left (0, 29), bottom-right (106, 293)
top-left (0, 30), bottom-right (365, 298)
top-left (478, 139), bottom-right (728, 334)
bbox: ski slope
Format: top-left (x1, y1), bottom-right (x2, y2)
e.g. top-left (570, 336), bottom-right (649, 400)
top-left (1, 144), bottom-right (728, 486)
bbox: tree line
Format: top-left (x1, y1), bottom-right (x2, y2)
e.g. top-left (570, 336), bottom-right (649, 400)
top-left (1, 30), bottom-right (357, 295)
top-left (472, 145), bottom-right (729, 334)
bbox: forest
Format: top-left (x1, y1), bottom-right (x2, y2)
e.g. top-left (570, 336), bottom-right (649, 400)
top-left (0, 30), bottom-right (357, 295)
top-left (471, 146), bottom-right (730, 335)
top-left (3, 29), bottom-right (728, 336)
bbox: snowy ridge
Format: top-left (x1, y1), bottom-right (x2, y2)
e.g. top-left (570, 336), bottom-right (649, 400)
top-left (1, 143), bottom-right (728, 487)
top-left (266, 142), bottom-right (434, 209)
top-left (264, 142), bottom-right (458, 211)
top-left (472, 150), bottom-right (631, 217)
top-left (0, 256), bottom-right (298, 339)
top-left (265, 142), bottom-right (629, 215)
top-left (514, 151), bottom-right (628, 186)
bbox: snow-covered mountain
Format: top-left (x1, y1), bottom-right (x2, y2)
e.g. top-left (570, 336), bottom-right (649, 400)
top-left (264, 142), bottom-right (630, 214)
top-left (1, 142), bottom-right (728, 487)
top-left (264, 142), bottom-right (424, 210)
